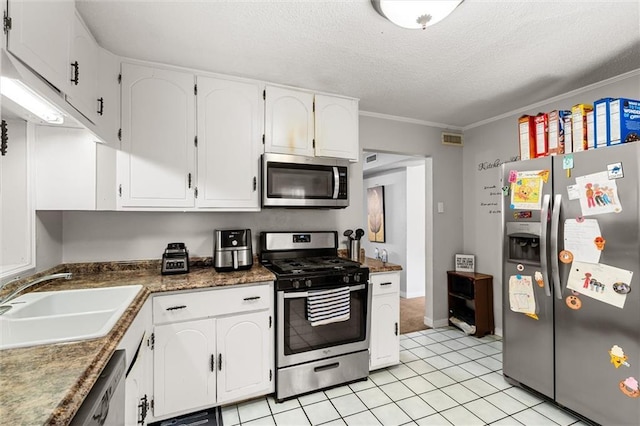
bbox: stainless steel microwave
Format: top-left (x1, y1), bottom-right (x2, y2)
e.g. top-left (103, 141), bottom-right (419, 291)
top-left (262, 153), bottom-right (349, 208)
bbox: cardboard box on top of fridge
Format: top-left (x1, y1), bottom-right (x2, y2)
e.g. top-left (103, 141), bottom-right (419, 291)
top-left (548, 110), bottom-right (571, 155)
top-left (609, 98), bottom-right (640, 145)
top-left (571, 103), bottom-right (593, 152)
top-left (563, 113), bottom-right (573, 153)
top-left (586, 110), bottom-right (595, 150)
top-left (518, 115), bottom-right (536, 160)
top-left (534, 113), bottom-right (548, 157)
top-left (594, 97), bottom-right (614, 148)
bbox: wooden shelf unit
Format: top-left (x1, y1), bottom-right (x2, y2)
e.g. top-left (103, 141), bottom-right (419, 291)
top-left (447, 271), bottom-right (494, 337)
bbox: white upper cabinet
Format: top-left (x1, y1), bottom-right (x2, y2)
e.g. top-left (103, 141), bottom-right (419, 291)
top-left (196, 76), bottom-right (263, 210)
top-left (6, 0), bottom-right (73, 92)
top-left (65, 11), bottom-right (99, 123)
top-left (264, 85), bottom-right (315, 157)
top-left (265, 85), bottom-right (359, 161)
top-left (94, 47), bottom-right (120, 146)
top-left (119, 63), bottom-right (196, 208)
top-left (314, 95), bottom-right (359, 161)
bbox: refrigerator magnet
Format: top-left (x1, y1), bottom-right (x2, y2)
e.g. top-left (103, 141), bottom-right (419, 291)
top-left (594, 236), bottom-right (606, 251)
top-left (619, 377), bottom-right (640, 398)
top-left (607, 162), bottom-right (623, 179)
top-left (508, 170), bottom-right (518, 183)
top-left (538, 170), bottom-right (550, 183)
top-left (612, 282), bottom-right (631, 295)
top-left (559, 250), bottom-right (574, 264)
top-left (534, 271), bottom-right (544, 287)
top-left (609, 345), bottom-right (630, 368)
top-left (502, 186), bottom-right (510, 196)
top-left (566, 295), bottom-right (582, 310)
top-left (516, 264), bottom-right (525, 272)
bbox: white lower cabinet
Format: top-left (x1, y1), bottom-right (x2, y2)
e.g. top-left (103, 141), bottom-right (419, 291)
top-left (149, 283), bottom-right (274, 422)
top-left (369, 272), bottom-right (400, 370)
top-left (118, 299), bottom-right (152, 426)
top-left (153, 318), bottom-right (217, 418)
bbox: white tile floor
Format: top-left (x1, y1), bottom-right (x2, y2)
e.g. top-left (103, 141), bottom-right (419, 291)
top-left (221, 327), bottom-right (588, 426)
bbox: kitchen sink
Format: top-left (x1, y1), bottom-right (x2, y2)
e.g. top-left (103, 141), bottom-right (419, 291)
top-left (0, 285), bottom-right (142, 350)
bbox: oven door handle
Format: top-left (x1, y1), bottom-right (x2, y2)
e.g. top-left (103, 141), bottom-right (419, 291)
top-left (282, 284), bottom-right (366, 299)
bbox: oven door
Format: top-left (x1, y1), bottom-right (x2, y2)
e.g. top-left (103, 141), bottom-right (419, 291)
top-left (276, 282), bottom-right (371, 368)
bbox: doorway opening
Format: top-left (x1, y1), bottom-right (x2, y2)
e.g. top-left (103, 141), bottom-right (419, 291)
top-left (362, 151), bottom-right (431, 334)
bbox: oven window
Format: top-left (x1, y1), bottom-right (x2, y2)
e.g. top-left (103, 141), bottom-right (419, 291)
top-left (267, 164), bottom-right (333, 199)
top-left (283, 288), bottom-right (367, 355)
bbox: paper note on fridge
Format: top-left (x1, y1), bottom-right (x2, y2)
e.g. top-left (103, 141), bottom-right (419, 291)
top-left (575, 171), bottom-right (622, 216)
top-left (566, 261), bottom-right (633, 308)
top-left (563, 219), bottom-right (602, 263)
top-left (510, 170), bottom-right (545, 210)
top-left (509, 275), bottom-right (536, 314)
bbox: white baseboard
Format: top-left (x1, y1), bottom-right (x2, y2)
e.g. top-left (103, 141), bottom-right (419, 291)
top-left (494, 327), bottom-right (503, 337)
top-left (425, 316), bottom-right (449, 328)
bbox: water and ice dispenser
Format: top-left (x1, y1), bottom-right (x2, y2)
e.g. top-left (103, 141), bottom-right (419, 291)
top-left (505, 222), bottom-right (542, 264)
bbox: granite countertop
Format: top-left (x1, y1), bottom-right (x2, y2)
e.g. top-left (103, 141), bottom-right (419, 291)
top-left (0, 256), bottom-right (399, 425)
top-left (0, 259), bottom-right (275, 426)
top-left (362, 256), bottom-right (403, 272)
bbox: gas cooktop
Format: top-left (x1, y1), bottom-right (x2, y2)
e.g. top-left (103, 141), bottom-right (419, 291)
top-left (267, 256), bottom-right (361, 275)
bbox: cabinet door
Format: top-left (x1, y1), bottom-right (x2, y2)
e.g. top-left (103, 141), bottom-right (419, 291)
top-left (6, 0), bottom-right (73, 92)
top-left (94, 48), bottom-right (120, 146)
top-left (119, 63), bottom-right (195, 208)
top-left (196, 76), bottom-right (263, 210)
top-left (0, 119), bottom-right (34, 280)
top-left (314, 95), bottom-right (359, 161)
top-left (65, 12), bottom-right (99, 123)
top-left (264, 86), bottom-right (314, 156)
top-left (216, 311), bottom-right (272, 404)
top-left (370, 293), bottom-right (400, 370)
top-left (153, 319), bottom-right (216, 418)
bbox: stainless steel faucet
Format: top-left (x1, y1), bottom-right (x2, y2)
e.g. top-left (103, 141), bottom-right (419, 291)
top-left (0, 272), bottom-right (73, 306)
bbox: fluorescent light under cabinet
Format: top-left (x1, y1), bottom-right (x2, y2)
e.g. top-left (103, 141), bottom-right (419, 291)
top-left (1, 76), bottom-right (65, 124)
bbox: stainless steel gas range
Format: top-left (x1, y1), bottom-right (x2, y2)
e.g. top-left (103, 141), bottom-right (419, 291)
top-left (260, 231), bottom-right (371, 402)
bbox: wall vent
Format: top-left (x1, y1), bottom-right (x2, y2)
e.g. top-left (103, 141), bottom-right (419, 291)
top-left (365, 153), bottom-right (378, 163)
top-left (442, 132), bottom-right (463, 146)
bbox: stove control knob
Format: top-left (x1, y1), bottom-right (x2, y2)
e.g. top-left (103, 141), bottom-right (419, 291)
top-left (292, 280), bottom-right (300, 289)
top-left (354, 273), bottom-right (361, 283)
top-left (305, 279), bottom-right (312, 288)
top-left (342, 275), bottom-right (350, 284)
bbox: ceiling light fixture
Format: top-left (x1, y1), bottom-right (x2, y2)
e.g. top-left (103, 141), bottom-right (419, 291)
top-left (0, 77), bottom-right (65, 124)
top-left (372, 0), bottom-right (464, 30)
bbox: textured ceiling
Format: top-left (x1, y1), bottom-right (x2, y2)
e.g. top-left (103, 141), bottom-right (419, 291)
top-left (76, 0), bottom-right (640, 129)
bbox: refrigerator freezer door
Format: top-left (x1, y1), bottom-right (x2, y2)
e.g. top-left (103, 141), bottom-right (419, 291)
top-left (502, 156), bottom-right (555, 398)
top-left (554, 143), bottom-right (640, 425)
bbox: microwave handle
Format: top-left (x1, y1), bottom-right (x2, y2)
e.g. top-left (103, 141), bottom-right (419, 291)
top-left (332, 167), bottom-right (340, 199)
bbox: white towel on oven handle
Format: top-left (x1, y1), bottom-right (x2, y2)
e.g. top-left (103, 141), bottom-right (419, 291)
top-left (307, 286), bottom-right (350, 326)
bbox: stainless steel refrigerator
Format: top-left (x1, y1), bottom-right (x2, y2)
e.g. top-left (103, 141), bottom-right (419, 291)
top-left (501, 143), bottom-right (640, 425)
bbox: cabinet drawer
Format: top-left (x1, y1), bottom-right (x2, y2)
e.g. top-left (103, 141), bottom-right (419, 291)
top-left (370, 272), bottom-right (400, 296)
top-left (153, 283), bottom-right (272, 324)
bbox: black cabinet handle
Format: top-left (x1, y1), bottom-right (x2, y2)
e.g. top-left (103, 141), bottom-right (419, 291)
top-left (380, 282), bottom-right (392, 286)
top-left (218, 353), bottom-right (222, 371)
top-left (243, 296), bottom-right (261, 301)
top-left (210, 354), bottom-right (215, 372)
top-left (395, 322), bottom-right (399, 336)
top-left (97, 97), bottom-right (104, 116)
top-left (166, 305), bottom-right (186, 311)
top-left (70, 61), bottom-right (79, 85)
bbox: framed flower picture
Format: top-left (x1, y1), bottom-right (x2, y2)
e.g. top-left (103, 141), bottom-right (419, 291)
top-left (367, 186), bottom-right (385, 242)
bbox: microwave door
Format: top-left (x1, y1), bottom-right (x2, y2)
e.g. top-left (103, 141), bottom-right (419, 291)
top-left (332, 167), bottom-right (339, 199)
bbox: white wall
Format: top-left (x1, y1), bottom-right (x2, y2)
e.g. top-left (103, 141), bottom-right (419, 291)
top-left (462, 70), bottom-right (640, 336)
top-left (362, 169), bottom-right (408, 295)
top-left (360, 115), bottom-right (464, 327)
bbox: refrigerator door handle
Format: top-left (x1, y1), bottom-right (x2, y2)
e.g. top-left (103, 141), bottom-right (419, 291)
top-left (551, 193), bottom-right (562, 299)
top-left (540, 194), bottom-right (551, 297)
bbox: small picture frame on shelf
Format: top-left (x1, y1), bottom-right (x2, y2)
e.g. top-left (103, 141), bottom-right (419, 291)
top-left (455, 254), bottom-right (475, 273)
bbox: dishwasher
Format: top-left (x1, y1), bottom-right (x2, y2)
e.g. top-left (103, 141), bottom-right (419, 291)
top-left (71, 350), bottom-right (126, 426)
